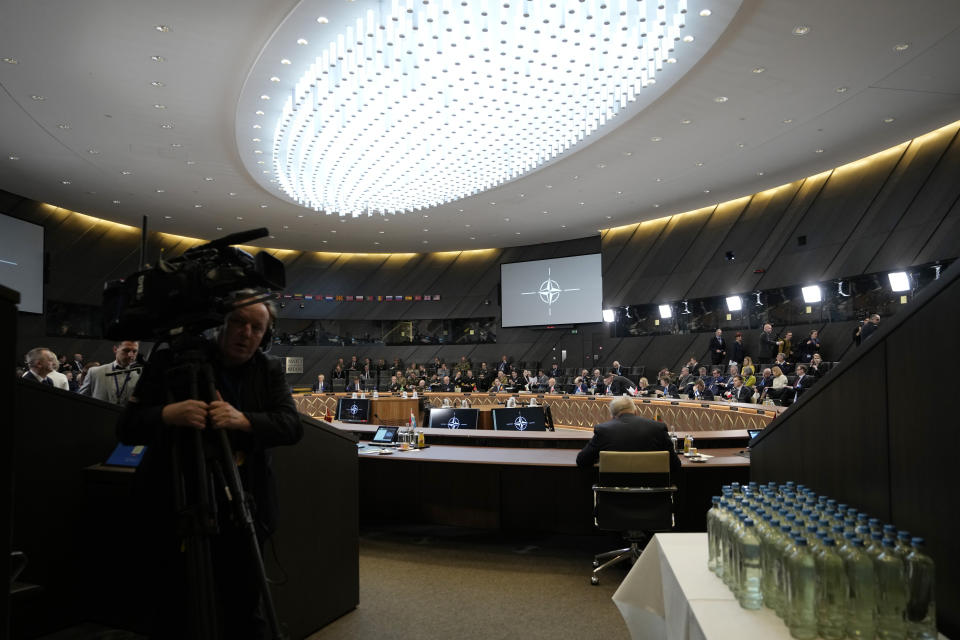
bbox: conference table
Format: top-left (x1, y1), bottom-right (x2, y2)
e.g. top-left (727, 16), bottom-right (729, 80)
top-left (343, 422), bottom-right (749, 533)
top-left (295, 391), bottom-right (782, 432)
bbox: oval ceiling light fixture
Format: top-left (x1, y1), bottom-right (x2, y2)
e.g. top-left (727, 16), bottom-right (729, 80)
top-left (239, 0), bottom-right (740, 218)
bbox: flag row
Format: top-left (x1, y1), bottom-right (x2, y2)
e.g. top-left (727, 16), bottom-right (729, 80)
top-left (276, 293), bottom-right (442, 302)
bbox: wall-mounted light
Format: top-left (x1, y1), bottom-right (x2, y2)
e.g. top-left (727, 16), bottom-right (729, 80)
top-left (659, 304), bottom-right (673, 319)
top-left (753, 292), bottom-right (763, 307)
top-left (681, 301), bottom-right (692, 315)
top-left (887, 271), bottom-right (910, 292)
top-left (726, 296), bottom-right (742, 312)
top-left (602, 309), bottom-right (615, 323)
top-left (801, 285), bottom-right (822, 303)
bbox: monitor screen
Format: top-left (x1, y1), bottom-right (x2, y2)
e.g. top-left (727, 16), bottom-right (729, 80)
top-left (337, 398), bottom-right (371, 423)
top-left (500, 253), bottom-right (603, 327)
top-left (428, 408), bottom-right (480, 429)
top-left (0, 213), bottom-right (44, 313)
top-left (491, 407), bottom-right (548, 431)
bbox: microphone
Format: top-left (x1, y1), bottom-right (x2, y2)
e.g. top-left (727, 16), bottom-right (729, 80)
top-left (190, 227), bottom-right (269, 252)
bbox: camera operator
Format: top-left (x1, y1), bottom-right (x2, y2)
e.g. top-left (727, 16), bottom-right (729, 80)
top-left (117, 300), bottom-right (302, 639)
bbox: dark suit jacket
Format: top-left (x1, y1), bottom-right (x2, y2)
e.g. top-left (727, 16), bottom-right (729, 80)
top-left (610, 366), bottom-right (624, 376)
top-left (729, 341), bottom-right (746, 364)
top-left (576, 413), bottom-right (681, 476)
top-left (730, 385), bottom-right (753, 403)
top-left (497, 361), bottom-right (511, 373)
top-left (708, 336), bottom-right (726, 364)
top-left (313, 381), bottom-right (329, 393)
top-left (793, 375), bottom-right (815, 396)
top-left (658, 384), bottom-right (679, 399)
top-left (607, 375), bottom-right (636, 396)
top-left (759, 332), bottom-right (779, 361)
top-left (860, 321), bottom-right (879, 341)
top-left (688, 388), bottom-right (715, 401)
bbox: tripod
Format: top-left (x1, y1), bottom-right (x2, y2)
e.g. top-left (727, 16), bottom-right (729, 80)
top-left (164, 337), bottom-right (285, 640)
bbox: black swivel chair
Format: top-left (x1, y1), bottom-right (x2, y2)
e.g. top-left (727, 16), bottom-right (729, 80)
top-left (590, 450), bottom-right (677, 585)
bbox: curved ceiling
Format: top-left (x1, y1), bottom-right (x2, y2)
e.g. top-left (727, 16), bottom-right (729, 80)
top-left (1, 0), bottom-right (960, 253)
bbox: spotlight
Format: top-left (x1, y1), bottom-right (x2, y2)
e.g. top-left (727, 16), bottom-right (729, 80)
top-left (725, 251), bottom-right (735, 261)
top-left (753, 292), bottom-right (763, 307)
top-left (801, 286), bottom-right (822, 303)
top-left (624, 306), bottom-right (632, 319)
top-left (933, 265), bottom-right (942, 280)
top-left (836, 281), bottom-right (850, 297)
top-left (726, 296), bottom-right (742, 312)
top-left (887, 271), bottom-right (910, 292)
top-left (602, 309), bottom-right (615, 323)
top-left (659, 304), bottom-right (673, 319)
top-left (681, 301), bottom-right (692, 315)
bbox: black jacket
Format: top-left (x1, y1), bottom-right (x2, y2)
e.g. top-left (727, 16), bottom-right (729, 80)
top-left (576, 413), bottom-right (681, 476)
top-left (709, 336), bottom-right (726, 364)
top-left (117, 343), bottom-right (302, 535)
top-left (606, 375), bottom-right (636, 396)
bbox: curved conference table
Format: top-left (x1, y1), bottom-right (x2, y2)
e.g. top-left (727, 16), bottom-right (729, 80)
top-left (293, 391), bottom-right (783, 432)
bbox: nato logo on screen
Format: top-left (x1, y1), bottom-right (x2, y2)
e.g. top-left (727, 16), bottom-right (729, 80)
top-left (500, 254), bottom-right (603, 327)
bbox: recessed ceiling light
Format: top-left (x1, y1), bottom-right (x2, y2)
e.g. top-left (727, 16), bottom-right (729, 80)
top-left (680, 119), bottom-right (692, 125)
top-left (545, 184), bottom-right (552, 189)
top-left (597, 163), bottom-right (606, 169)
top-left (186, 160), bottom-right (195, 165)
top-left (695, 162), bottom-right (704, 167)
top-left (622, 151), bottom-right (633, 156)
top-left (236, 216), bottom-right (244, 220)
top-left (815, 148), bottom-right (824, 154)
top-left (30, 95), bottom-right (45, 101)
top-left (150, 81), bottom-right (165, 87)
top-left (469, 236), bottom-right (476, 240)
top-left (519, 193), bottom-right (525, 197)
top-left (112, 200), bottom-right (120, 204)
top-left (170, 143), bottom-right (181, 148)
top-left (254, 150), bottom-right (263, 154)
top-left (270, 76), bottom-right (280, 83)
top-left (252, 137), bottom-right (261, 142)
top-left (756, 171), bottom-right (765, 176)
top-left (260, 94), bottom-right (271, 100)
top-left (699, 9), bottom-right (712, 16)
top-left (330, 229), bottom-right (336, 233)
top-left (154, 104), bottom-right (166, 109)
top-left (894, 43), bottom-right (910, 51)
top-left (423, 228), bottom-right (429, 232)
top-left (317, 16), bottom-right (329, 24)
top-left (1, 57), bottom-right (18, 64)
top-left (57, 123), bottom-right (70, 129)
top-left (666, 57), bottom-right (677, 64)
top-left (155, 189), bottom-right (165, 193)
top-left (374, 241), bottom-right (381, 245)
top-left (835, 86), bottom-right (848, 93)
top-left (489, 201), bottom-right (496, 205)
top-left (60, 180), bottom-right (71, 185)
top-left (465, 224), bottom-right (471, 227)
top-left (204, 177), bottom-right (214, 181)
top-left (792, 25), bottom-right (810, 36)
top-left (163, 215), bottom-right (172, 219)
top-left (682, 35), bottom-right (694, 43)
top-left (297, 214), bottom-right (304, 218)
top-left (650, 136), bottom-right (663, 142)
top-left (154, 25), bottom-right (170, 33)
top-left (255, 111), bottom-right (264, 116)
top-left (737, 143), bottom-right (745, 148)
top-left (283, 225), bottom-right (290, 229)
top-left (515, 232), bottom-right (521, 235)
top-left (379, 230), bottom-right (385, 234)
top-left (160, 123), bottom-right (174, 129)
top-left (259, 204), bottom-right (268, 208)
top-left (560, 224), bottom-right (567, 228)
top-left (253, 124), bottom-right (262, 129)
top-left (280, 59), bottom-right (291, 65)
top-left (605, 216), bottom-right (612, 220)
top-left (752, 67), bottom-right (765, 74)
top-left (257, 161), bottom-right (265, 165)
top-left (883, 117), bottom-right (895, 123)
top-left (8, 155), bottom-right (20, 161)
top-left (151, 55), bottom-right (165, 62)
top-left (703, 189), bottom-right (710, 193)
top-left (653, 204), bottom-right (660, 208)
top-left (297, 38), bottom-right (308, 45)
top-left (714, 96), bottom-right (728, 103)
top-left (783, 118), bottom-right (793, 124)
top-left (194, 204), bottom-right (202, 208)
top-left (228, 192), bottom-right (237, 196)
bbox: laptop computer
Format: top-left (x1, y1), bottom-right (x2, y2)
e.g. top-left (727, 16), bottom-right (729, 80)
top-left (370, 425), bottom-right (400, 446)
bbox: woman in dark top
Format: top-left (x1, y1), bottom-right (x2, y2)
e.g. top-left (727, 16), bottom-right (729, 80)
top-left (331, 364), bottom-right (346, 379)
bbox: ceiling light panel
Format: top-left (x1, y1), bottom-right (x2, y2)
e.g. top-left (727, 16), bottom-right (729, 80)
top-left (244, 0), bottom-right (730, 218)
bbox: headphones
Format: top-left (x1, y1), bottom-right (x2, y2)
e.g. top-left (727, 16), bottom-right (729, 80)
top-left (212, 301), bottom-right (276, 352)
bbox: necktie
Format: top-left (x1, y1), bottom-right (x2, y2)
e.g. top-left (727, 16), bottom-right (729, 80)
top-left (43, 377), bottom-right (53, 386)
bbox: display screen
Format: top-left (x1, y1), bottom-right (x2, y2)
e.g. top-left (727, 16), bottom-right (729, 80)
top-left (491, 407), bottom-right (548, 431)
top-left (500, 253), bottom-right (603, 327)
top-left (337, 398), bottom-right (371, 423)
top-left (0, 213), bottom-right (44, 313)
top-left (428, 408), bottom-right (480, 429)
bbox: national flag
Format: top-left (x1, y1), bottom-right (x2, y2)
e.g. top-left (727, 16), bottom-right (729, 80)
top-left (304, 295), bottom-right (313, 300)
top-left (293, 294), bottom-right (304, 300)
top-left (335, 295), bottom-right (344, 301)
top-left (377, 295), bottom-right (383, 302)
top-left (386, 295), bottom-right (394, 301)
top-left (324, 295), bottom-right (334, 301)
top-left (404, 295), bottom-right (413, 301)
top-left (414, 295), bottom-right (422, 301)
top-left (346, 296), bottom-right (354, 302)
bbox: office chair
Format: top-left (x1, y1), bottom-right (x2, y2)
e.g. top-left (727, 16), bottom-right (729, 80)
top-left (590, 450), bottom-right (677, 585)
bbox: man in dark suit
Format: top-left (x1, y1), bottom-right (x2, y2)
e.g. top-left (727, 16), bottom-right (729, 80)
top-left (859, 314), bottom-right (881, 342)
top-left (688, 379), bottom-right (714, 401)
top-left (497, 355), bottom-right (511, 374)
top-left (655, 376), bottom-right (679, 399)
top-left (540, 377), bottom-right (560, 394)
top-left (709, 329), bottom-right (726, 366)
top-left (759, 323), bottom-right (781, 362)
top-left (791, 365), bottom-right (815, 400)
top-left (729, 375), bottom-right (753, 403)
top-left (346, 376), bottom-right (365, 392)
top-left (548, 363), bottom-right (561, 378)
top-left (603, 372), bottom-right (637, 396)
top-left (729, 332), bottom-right (746, 365)
top-left (313, 373), bottom-right (329, 393)
top-left (609, 360), bottom-right (625, 376)
top-left (576, 396), bottom-right (681, 476)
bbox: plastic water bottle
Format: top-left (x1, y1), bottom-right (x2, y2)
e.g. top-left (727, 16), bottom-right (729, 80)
top-left (815, 538), bottom-right (846, 639)
top-left (875, 538), bottom-right (907, 640)
top-left (905, 537), bottom-right (937, 640)
top-left (787, 537), bottom-right (817, 639)
top-left (707, 497), bottom-right (722, 573)
top-left (844, 538), bottom-right (876, 640)
top-left (738, 518), bottom-right (763, 609)
top-left (770, 523), bottom-right (794, 618)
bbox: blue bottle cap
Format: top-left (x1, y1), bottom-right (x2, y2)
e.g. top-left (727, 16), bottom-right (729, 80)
top-left (883, 524), bottom-right (896, 533)
top-left (823, 538), bottom-right (836, 546)
top-left (871, 532), bottom-right (883, 540)
top-left (897, 530), bottom-right (910, 540)
top-left (832, 525), bottom-right (844, 534)
top-left (852, 538), bottom-right (865, 547)
top-left (911, 537), bottom-right (925, 546)
top-left (868, 518), bottom-right (879, 526)
top-left (844, 531), bottom-right (856, 539)
top-left (712, 496), bottom-right (721, 504)
top-left (882, 538), bottom-right (896, 548)
top-left (796, 537), bottom-right (808, 546)
top-left (745, 518), bottom-right (755, 526)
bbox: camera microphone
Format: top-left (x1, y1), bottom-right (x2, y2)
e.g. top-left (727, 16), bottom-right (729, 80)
top-left (192, 227), bottom-right (270, 252)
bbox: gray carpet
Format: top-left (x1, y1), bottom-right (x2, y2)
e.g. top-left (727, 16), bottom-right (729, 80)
top-left (308, 526), bottom-right (633, 640)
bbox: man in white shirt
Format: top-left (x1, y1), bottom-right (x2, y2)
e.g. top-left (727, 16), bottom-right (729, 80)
top-left (79, 340), bottom-right (141, 404)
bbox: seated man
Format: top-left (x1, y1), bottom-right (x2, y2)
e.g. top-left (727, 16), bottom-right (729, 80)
top-left (388, 375), bottom-right (402, 392)
top-left (547, 363), bottom-right (562, 378)
top-left (688, 379), bottom-right (714, 401)
top-left (703, 368), bottom-right (723, 397)
top-left (572, 376), bottom-right (589, 394)
top-left (755, 368), bottom-right (774, 398)
top-left (540, 377), bottom-right (560, 394)
top-left (727, 375), bottom-right (753, 403)
top-left (438, 375), bottom-right (456, 392)
top-left (313, 373), bottom-right (329, 393)
top-left (460, 370), bottom-right (476, 391)
top-left (591, 368), bottom-right (606, 394)
top-left (773, 352), bottom-right (793, 375)
top-left (655, 376), bottom-right (679, 399)
top-left (609, 360), bottom-right (625, 376)
top-left (603, 372), bottom-right (637, 396)
top-left (676, 366), bottom-right (696, 395)
top-left (791, 365), bottom-right (815, 400)
top-left (576, 396), bottom-right (681, 477)
top-left (346, 376), bottom-right (365, 392)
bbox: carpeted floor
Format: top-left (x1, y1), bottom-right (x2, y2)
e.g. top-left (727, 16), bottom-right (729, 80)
top-left (307, 525), bottom-right (633, 640)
